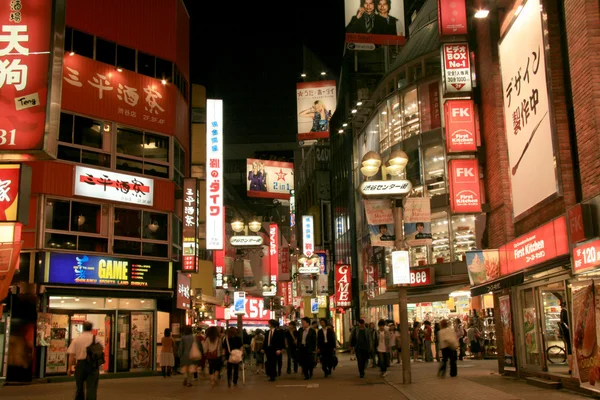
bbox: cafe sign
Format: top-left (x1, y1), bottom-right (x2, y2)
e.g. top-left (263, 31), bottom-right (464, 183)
top-left (359, 180), bottom-right (412, 197)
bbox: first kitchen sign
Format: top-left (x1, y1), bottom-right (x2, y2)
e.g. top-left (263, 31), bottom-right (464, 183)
top-left (442, 43), bottom-right (472, 95)
top-left (74, 166), bottom-right (154, 206)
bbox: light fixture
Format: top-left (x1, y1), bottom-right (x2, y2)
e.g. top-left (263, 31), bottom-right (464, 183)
top-left (474, 9), bottom-right (490, 18)
top-left (385, 162), bottom-right (402, 177)
top-left (298, 254), bottom-right (307, 265)
top-left (61, 300), bottom-right (65, 303)
top-left (161, 79), bottom-right (167, 85)
top-left (351, 109), bottom-right (357, 114)
top-left (357, 101), bottom-right (363, 106)
top-left (148, 221), bottom-right (159, 233)
top-left (93, 301), bottom-right (97, 304)
top-left (231, 217), bottom-right (245, 233)
top-left (515, 5), bottom-right (523, 16)
top-left (75, 297), bottom-right (80, 302)
top-left (77, 215), bottom-right (86, 226)
top-left (361, 165), bottom-right (379, 178)
top-left (381, 111), bottom-right (387, 115)
top-left (107, 298), bottom-right (112, 302)
top-left (301, 73), bottom-right (306, 77)
top-left (342, 123), bottom-right (348, 127)
top-left (338, 129), bottom-right (344, 134)
top-left (116, 67), bottom-right (123, 72)
top-left (388, 149), bottom-right (409, 170)
top-left (69, 51), bottom-right (75, 56)
top-left (320, 71), bottom-right (326, 76)
top-left (361, 151), bottom-right (382, 169)
top-left (141, 300), bottom-right (145, 303)
top-left (248, 219), bottom-right (262, 233)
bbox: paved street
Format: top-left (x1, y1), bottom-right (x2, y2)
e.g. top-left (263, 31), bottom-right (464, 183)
top-left (0, 355), bottom-right (595, 400)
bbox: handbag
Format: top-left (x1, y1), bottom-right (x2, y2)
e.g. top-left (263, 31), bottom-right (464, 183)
top-left (226, 338), bottom-right (243, 364)
top-left (189, 339), bottom-right (201, 361)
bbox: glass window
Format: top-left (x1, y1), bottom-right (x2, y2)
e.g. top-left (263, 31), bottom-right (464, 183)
top-left (172, 215), bottom-right (182, 248)
top-left (423, 145), bottom-right (446, 197)
top-left (116, 45), bottom-right (135, 71)
top-left (113, 239), bottom-right (141, 256)
top-left (58, 113), bottom-right (110, 167)
top-left (143, 133), bottom-right (169, 162)
top-left (451, 215), bottom-right (477, 262)
top-left (59, 113), bottom-right (74, 143)
top-left (46, 199), bottom-right (70, 231)
top-left (142, 243), bottom-right (169, 258)
top-left (95, 37), bottom-right (116, 66)
top-left (114, 208), bottom-right (169, 258)
top-left (45, 233), bottom-right (77, 250)
top-left (117, 127), bottom-right (144, 157)
top-left (72, 30), bottom-right (93, 58)
top-left (78, 236), bottom-right (108, 252)
top-left (378, 103), bottom-right (390, 153)
top-left (405, 148), bottom-right (422, 192)
top-left (156, 58), bottom-right (172, 81)
top-left (74, 115), bottom-right (103, 149)
top-left (409, 245), bottom-right (428, 267)
top-left (114, 208), bottom-right (141, 238)
top-left (116, 157), bottom-right (143, 175)
top-left (173, 140), bottom-right (185, 187)
top-left (390, 94), bottom-right (402, 145)
top-left (71, 202), bottom-right (101, 234)
top-left (137, 52), bottom-right (155, 77)
top-left (402, 89), bottom-right (420, 139)
top-left (431, 211), bottom-right (449, 263)
top-left (143, 162), bottom-right (169, 179)
top-left (143, 212), bottom-right (168, 241)
top-left (117, 128), bottom-right (170, 179)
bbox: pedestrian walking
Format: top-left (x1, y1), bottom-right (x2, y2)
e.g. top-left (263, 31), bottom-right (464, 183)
top-left (374, 319), bottom-right (393, 377)
top-left (177, 325), bottom-right (201, 387)
top-left (368, 322), bottom-right (377, 367)
top-left (350, 319), bottom-right (373, 378)
top-left (67, 321), bottom-right (104, 400)
top-left (160, 328), bottom-right (175, 378)
top-left (203, 326), bottom-right (224, 387)
top-left (454, 318), bottom-right (467, 360)
top-left (285, 322), bottom-right (299, 374)
top-left (262, 319), bottom-right (285, 382)
top-left (392, 325), bottom-right (402, 364)
top-left (251, 329), bottom-right (265, 374)
top-left (411, 321), bottom-right (422, 362)
top-left (438, 319), bottom-right (459, 378)
top-left (467, 322), bottom-right (482, 359)
top-left (297, 317), bottom-right (317, 380)
top-left (317, 318), bottom-right (336, 377)
top-left (434, 322), bottom-right (441, 362)
top-left (223, 327), bottom-right (244, 387)
top-left (423, 321), bottom-right (434, 362)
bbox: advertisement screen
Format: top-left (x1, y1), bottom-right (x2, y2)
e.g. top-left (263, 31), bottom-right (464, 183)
top-left (233, 291), bottom-right (246, 315)
top-left (246, 158), bottom-right (294, 199)
top-left (344, 0), bottom-right (406, 45)
top-left (296, 81), bottom-right (336, 141)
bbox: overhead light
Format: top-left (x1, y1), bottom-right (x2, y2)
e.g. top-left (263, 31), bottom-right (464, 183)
top-left (61, 300), bottom-right (65, 303)
top-left (381, 111), bottom-right (387, 115)
top-left (474, 9), bottom-right (490, 18)
top-left (116, 67), bottom-right (123, 72)
top-left (301, 73), bottom-right (306, 77)
top-left (342, 123), bottom-right (348, 127)
top-left (92, 301), bottom-right (97, 305)
top-left (141, 300), bottom-right (145, 303)
top-left (320, 71), bottom-right (326, 76)
top-left (161, 79), bottom-right (167, 85)
top-left (75, 297), bottom-right (80, 302)
top-left (515, 5), bottom-right (523, 15)
top-left (356, 102), bottom-right (363, 106)
top-left (107, 298), bottom-right (112, 303)
top-left (69, 51), bottom-right (75, 56)
top-left (351, 109), bottom-right (357, 114)
top-left (338, 129), bottom-right (344, 133)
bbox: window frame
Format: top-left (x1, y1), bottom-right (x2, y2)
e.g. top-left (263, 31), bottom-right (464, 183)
top-left (115, 124), bottom-right (171, 179)
top-left (57, 111), bottom-right (112, 168)
top-left (113, 206), bottom-right (170, 259)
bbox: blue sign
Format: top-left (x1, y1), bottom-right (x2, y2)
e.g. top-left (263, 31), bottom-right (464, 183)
top-left (317, 252), bottom-right (327, 274)
top-left (46, 252), bottom-right (171, 289)
top-left (311, 298), bottom-right (319, 314)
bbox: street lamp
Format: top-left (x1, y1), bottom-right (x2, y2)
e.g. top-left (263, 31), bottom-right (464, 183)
top-left (359, 150), bottom-right (412, 384)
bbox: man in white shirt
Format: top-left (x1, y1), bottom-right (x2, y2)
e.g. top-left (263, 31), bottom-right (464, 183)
top-left (373, 319), bottom-right (392, 377)
top-left (67, 321), bottom-right (103, 400)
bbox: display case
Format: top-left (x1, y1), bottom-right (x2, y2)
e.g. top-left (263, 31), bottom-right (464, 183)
top-left (451, 216), bottom-right (477, 262)
top-left (423, 145), bottom-right (446, 198)
top-left (409, 245), bottom-right (428, 267)
top-left (482, 308), bottom-right (498, 358)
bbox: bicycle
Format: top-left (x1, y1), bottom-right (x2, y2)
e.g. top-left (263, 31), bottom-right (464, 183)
top-left (546, 344), bottom-right (567, 364)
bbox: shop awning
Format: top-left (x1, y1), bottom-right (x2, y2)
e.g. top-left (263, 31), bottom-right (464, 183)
top-left (470, 273), bottom-right (524, 297)
top-left (367, 283), bottom-right (466, 307)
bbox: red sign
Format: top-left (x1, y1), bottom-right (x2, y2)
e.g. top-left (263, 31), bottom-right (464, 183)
top-left (573, 239), bottom-right (600, 275)
top-left (448, 158), bottom-right (482, 213)
top-left (500, 216), bottom-right (569, 275)
top-left (62, 55), bottom-right (177, 134)
top-left (345, 33), bottom-right (406, 46)
top-left (269, 223), bottom-right (279, 279)
top-left (445, 100), bottom-right (477, 152)
top-left (176, 272), bottom-right (191, 310)
top-left (182, 178), bottom-right (199, 272)
top-left (0, 164), bottom-right (24, 221)
top-left (217, 296), bottom-right (274, 321)
top-left (438, 0), bottom-right (468, 36)
top-left (442, 43), bottom-right (472, 94)
top-left (213, 249), bottom-right (224, 288)
top-left (335, 264), bottom-right (351, 307)
top-left (0, 0), bottom-right (57, 153)
top-left (280, 245), bottom-right (290, 278)
top-left (287, 282), bottom-right (293, 306)
top-left (410, 267), bottom-right (434, 287)
top-left (0, 224), bottom-right (22, 302)
top-left (568, 204), bottom-right (594, 245)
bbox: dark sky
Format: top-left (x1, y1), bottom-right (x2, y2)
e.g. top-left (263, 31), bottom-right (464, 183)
top-left (184, 1), bottom-right (345, 145)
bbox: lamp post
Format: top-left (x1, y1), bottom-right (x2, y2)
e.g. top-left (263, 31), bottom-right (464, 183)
top-left (230, 216), bottom-right (262, 338)
top-left (359, 149), bottom-right (412, 384)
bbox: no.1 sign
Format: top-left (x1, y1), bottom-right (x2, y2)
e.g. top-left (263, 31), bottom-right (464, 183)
top-left (573, 239), bottom-right (600, 275)
top-left (409, 267), bottom-right (434, 287)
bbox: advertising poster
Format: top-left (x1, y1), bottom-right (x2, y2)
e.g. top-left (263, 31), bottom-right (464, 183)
top-left (364, 199), bottom-right (394, 247)
top-left (392, 250), bottom-right (410, 285)
top-left (234, 291), bottom-right (246, 315)
top-left (344, 0), bottom-right (406, 45)
top-left (438, 0), bottom-right (467, 36)
top-left (37, 312), bottom-right (52, 347)
top-left (403, 197), bottom-right (432, 246)
top-left (296, 81), bottom-right (336, 141)
top-left (442, 43), bottom-right (472, 95)
top-left (47, 314), bottom-right (69, 374)
top-left (523, 307), bottom-right (538, 355)
top-left (247, 159), bottom-right (294, 199)
top-left (131, 313), bottom-right (152, 370)
top-left (498, 295), bottom-right (515, 368)
top-left (448, 158), bottom-right (482, 213)
top-left (572, 282), bottom-right (596, 386)
top-left (499, 0), bottom-right (557, 219)
top-left (465, 250), bottom-right (500, 286)
top-left (311, 298), bottom-right (319, 314)
top-left (444, 99), bottom-right (477, 153)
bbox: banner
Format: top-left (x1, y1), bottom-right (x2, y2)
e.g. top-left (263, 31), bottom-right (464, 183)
top-left (523, 307), bottom-right (538, 355)
top-left (296, 81), bottom-right (336, 141)
top-left (403, 197), bottom-right (432, 246)
top-left (206, 99), bottom-right (224, 250)
top-left (498, 295), bottom-right (515, 368)
top-left (572, 282), bottom-right (596, 385)
top-left (448, 158), bottom-right (482, 213)
top-left (465, 250), bottom-right (500, 286)
top-left (364, 199), bottom-right (394, 247)
top-left (344, 0), bottom-right (406, 45)
top-left (247, 159), bottom-right (294, 199)
top-left (499, 0), bottom-right (557, 219)
top-left (335, 264), bottom-right (351, 307)
top-left (445, 100), bottom-right (477, 153)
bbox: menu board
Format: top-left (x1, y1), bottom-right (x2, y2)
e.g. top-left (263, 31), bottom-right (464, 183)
top-left (131, 313), bottom-right (152, 370)
top-left (46, 314), bottom-right (69, 374)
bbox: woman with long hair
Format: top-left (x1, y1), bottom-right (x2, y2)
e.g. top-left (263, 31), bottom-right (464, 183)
top-left (203, 326), bottom-right (224, 387)
top-left (177, 326), bottom-right (200, 387)
top-left (160, 328), bottom-right (175, 378)
top-left (298, 100), bottom-right (331, 132)
top-left (223, 327), bottom-right (244, 387)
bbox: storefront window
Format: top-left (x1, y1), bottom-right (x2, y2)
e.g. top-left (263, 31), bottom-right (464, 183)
top-left (409, 245), bottom-right (428, 267)
top-left (173, 140), bottom-right (185, 188)
top-left (116, 127), bottom-right (169, 179)
top-left (114, 208), bottom-right (169, 258)
top-left (402, 89), bottom-right (420, 139)
top-left (172, 215), bottom-right (182, 262)
top-left (58, 113), bottom-right (110, 168)
top-left (431, 211), bottom-right (449, 263)
top-left (423, 145), bottom-right (446, 197)
top-left (451, 215), bottom-right (477, 262)
top-left (390, 94), bottom-right (402, 146)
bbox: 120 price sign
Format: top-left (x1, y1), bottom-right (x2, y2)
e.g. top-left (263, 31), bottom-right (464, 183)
top-left (573, 239), bottom-right (600, 275)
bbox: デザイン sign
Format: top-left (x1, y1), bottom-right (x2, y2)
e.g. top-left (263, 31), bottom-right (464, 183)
top-left (442, 43), bottom-right (472, 95)
top-left (74, 166), bottom-right (154, 206)
top-left (335, 264), bottom-right (351, 307)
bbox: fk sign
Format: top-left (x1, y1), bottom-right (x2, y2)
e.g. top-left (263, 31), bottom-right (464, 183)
top-left (335, 264), bottom-right (351, 307)
top-left (449, 159), bottom-right (481, 213)
top-left (445, 100), bottom-right (477, 153)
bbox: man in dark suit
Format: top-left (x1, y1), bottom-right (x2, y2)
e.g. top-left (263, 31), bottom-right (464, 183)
top-left (262, 319), bottom-right (285, 382)
top-left (373, 0), bottom-right (399, 35)
top-left (317, 318), bottom-right (336, 377)
top-left (346, 0), bottom-right (377, 34)
top-left (285, 321), bottom-right (299, 374)
top-left (297, 317), bottom-right (317, 380)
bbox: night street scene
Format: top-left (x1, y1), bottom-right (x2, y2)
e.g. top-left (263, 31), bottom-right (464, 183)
top-left (0, 0), bottom-right (599, 399)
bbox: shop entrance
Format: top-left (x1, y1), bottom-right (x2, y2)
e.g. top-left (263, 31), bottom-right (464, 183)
top-left (539, 282), bottom-right (570, 375)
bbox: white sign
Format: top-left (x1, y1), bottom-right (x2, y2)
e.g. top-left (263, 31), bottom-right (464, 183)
top-left (298, 264), bottom-right (320, 274)
top-left (206, 99), bottom-right (224, 249)
top-left (392, 250), bottom-right (410, 285)
top-left (442, 43), bottom-right (472, 94)
top-left (74, 166), bottom-right (154, 206)
top-left (263, 275), bottom-right (277, 297)
top-left (302, 215), bottom-right (314, 257)
top-left (230, 236), bottom-right (263, 247)
top-left (347, 42), bottom-right (375, 51)
top-left (359, 180), bottom-right (412, 197)
top-left (499, 0), bottom-right (557, 219)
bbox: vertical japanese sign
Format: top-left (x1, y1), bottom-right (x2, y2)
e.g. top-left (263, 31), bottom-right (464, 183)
top-left (269, 223), bottom-right (279, 280)
top-left (498, 295), bottom-right (516, 368)
top-left (442, 43), bottom-right (472, 95)
top-left (182, 178), bottom-right (199, 272)
top-left (499, 0), bottom-right (557, 219)
top-left (206, 99), bottom-right (223, 250)
top-left (296, 81), bottom-right (336, 141)
top-left (448, 158), bottom-right (482, 213)
top-left (302, 215), bottom-right (314, 257)
top-left (176, 272), bottom-right (191, 310)
top-left (214, 248), bottom-right (224, 288)
top-left (0, 0), bottom-right (63, 157)
top-left (335, 264), bottom-right (351, 308)
top-left (403, 197), bottom-right (432, 246)
top-left (438, 0), bottom-right (467, 36)
top-left (445, 100), bottom-right (477, 152)
top-left (279, 235), bottom-right (290, 281)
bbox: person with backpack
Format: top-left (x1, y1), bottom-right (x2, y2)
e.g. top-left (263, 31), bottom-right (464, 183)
top-left (67, 321), bottom-right (104, 400)
top-left (178, 325), bottom-right (201, 387)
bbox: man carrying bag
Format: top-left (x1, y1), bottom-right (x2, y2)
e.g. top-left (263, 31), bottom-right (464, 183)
top-left (67, 321), bottom-right (104, 400)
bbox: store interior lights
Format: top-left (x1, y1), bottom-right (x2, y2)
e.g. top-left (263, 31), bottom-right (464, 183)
top-left (474, 9), bottom-right (490, 18)
top-left (449, 290), bottom-right (471, 298)
top-left (351, 109), bottom-right (357, 114)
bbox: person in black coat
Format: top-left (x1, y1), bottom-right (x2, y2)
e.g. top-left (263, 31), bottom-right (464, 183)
top-left (262, 319), bottom-right (285, 382)
top-left (223, 327), bottom-right (243, 387)
top-left (317, 318), bottom-right (336, 377)
top-left (285, 321), bottom-right (299, 374)
top-left (346, 0), bottom-right (377, 34)
top-left (374, 0), bottom-right (399, 35)
top-left (297, 317), bottom-right (317, 380)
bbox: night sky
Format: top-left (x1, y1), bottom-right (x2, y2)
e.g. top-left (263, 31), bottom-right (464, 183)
top-left (184, 1), bottom-right (345, 146)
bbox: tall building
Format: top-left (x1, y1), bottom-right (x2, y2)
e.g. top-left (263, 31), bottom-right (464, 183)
top-left (1, 0), bottom-right (190, 381)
